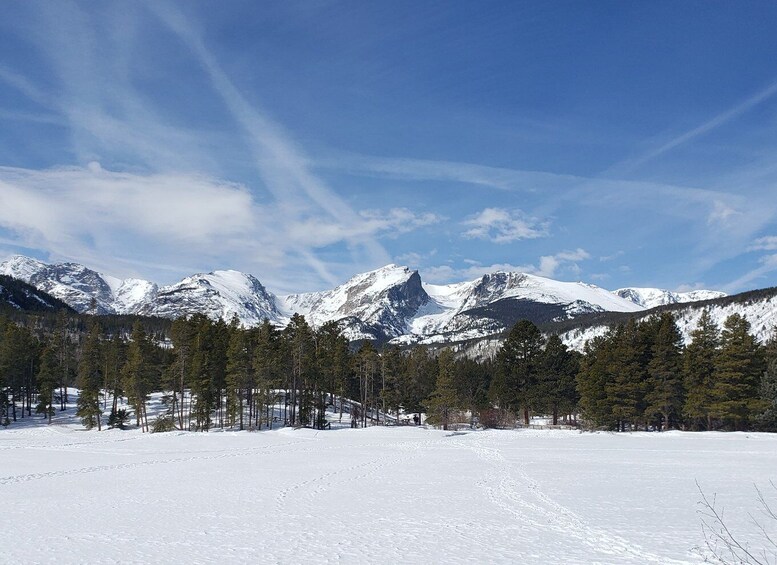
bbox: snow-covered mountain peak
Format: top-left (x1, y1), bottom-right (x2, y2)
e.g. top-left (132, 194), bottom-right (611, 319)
top-left (1, 255), bottom-right (117, 314)
top-left (1, 254), bottom-right (740, 349)
top-left (140, 269), bottom-right (282, 326)
top-left (402, 270), bottom-right (643, 345)
top-left (0, 255), bottom-right (48, 281)
top-left (461, 271), bottom-right (641, 313)
top-left (614, 287), bottom-right (727, 309)
top-left (280, 264), bottom-right (428, 339)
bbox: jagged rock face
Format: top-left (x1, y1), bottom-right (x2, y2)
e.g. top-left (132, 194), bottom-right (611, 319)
top-left (112, 279), bottom-right (159, 314)
top-left (401, 271), bottom-right (643, 347)
top-left (139, 271), bottom-right (282, 326)
top-left (0, 256), bottom-right (280, 324)
top-left (280, 265), bottom-right (430, 339)
top-left (1, 256), bottom-right (116, 314)
top-left (2, 254), bottom-right (739, 351)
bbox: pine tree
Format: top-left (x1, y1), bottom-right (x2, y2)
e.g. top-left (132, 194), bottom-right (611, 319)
top-left (121, 322), bottom-right (153, 432)
top-left (52, 311), bottom-right (75, 411)
top-left (315, 321), bottom-right (350, 427)
top-left (577, 333), bottom-right (617, 429)
top-left (170, 316), bottom-right (197, 430)
top-left (538, 334), bottom-right (579, 425)
top-left (644, 313), bottom-right (684, 430)
top-left (253, 319), bottom-right (280, 429)
top-left (425, 349), bottom-right (460, 430)
top-left (683, 310), bottom-right (720, 430)
top-left (0, 322), bottom-right (36, 422)
top-left (451, 356), bottom-right (491, 424)
top-left (710, 314), bottom-right (765, 430)
top-left (757, 356), bottom-right (777, 431)
top-left (282, 314), bottom-right (316, 427)
top-left (179, 315), bottom-right (231, 431)
top-left (35, 345), bottom-right (58, 423)
top-left (756, 328), bottom-right (777, 431)
top-left (606, 320), bottom-right (648, 431)
top-left (103, 332), bottom-right (126, 416)
top-left (225, 318), bottom-right (251, 430)
top-left (76, 324), bottom-right (103, 430)
top-left (491, 320), bottom-right (544, 425)
top-left (401, 346), bottom-right (436, 422)
top-left (354, 341), bottom-right (379, 427)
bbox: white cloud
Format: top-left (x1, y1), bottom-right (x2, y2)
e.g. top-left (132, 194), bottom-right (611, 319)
top-left (674, 282), bottom-right (708, 292)
top-left (599, 250), bottom-right (624, 262)
top-left (285, 209), bottom-right (443, 248)
top-left (748, 235), bottom-right (777, 251)
top-left (360, 208), bottom-right (444, 237)
top-left (535, 249), bottom-right (590, 278)
top-left (148, 2), bottom-right (397, 286)
top-left (462, 208), bottom-right (548, 243)
top-left (394, 249), bottom-right (437, 267)
top-left (0, 165), bottom-right (264, 276)
top-left (423, 249), bottom-right (591, 283)
top-left (610, 79), bottom-right (777, 174)
top-left (708, 200), bottom-right (742, 226)
top-left (423, 265), bottom-right (460, 283)
top-left (0, 164), bottom-right (442, 292)
top-left (722, 253), bottom-right (777, 293)
top-left (3, 2), bottom-right (400, 290)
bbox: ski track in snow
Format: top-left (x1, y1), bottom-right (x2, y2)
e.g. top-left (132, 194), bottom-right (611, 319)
top-left (0, 439), bottom-right (312, 486)
top-left (448, 432), bottom-right (690, 564)
top-left (4, 425), bottom-right (774, 563)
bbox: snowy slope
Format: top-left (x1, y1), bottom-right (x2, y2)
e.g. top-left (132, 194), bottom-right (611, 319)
top-left (2, 254), bottom-right (739, 347)
top-left (1, 255), bottom-right (118, 314)
top-left (0, 274), bottom-right (73, 312)
top-left (615, 287), bottom-right (727, 309)
top-left (4, 412), bottom-right (777, 564)
top-left (140, 270), bottom-right (283, 326)
top-left (561, 289), bottom-right (777, 351)
top-left (280, 264), bottom-right (429, 340)
top-left (397, 272), bottom-right (643, 346)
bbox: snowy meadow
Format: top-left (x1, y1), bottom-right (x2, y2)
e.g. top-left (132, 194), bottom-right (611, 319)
top-left (3, 417), bottom-right (776, 564)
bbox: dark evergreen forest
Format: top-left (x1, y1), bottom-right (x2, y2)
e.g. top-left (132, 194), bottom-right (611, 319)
top-left (1, 304), bottom-right (775, 433)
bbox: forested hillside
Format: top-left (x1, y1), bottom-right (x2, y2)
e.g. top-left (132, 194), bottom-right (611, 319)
top-left (2, 300), bottom-right (775, 432)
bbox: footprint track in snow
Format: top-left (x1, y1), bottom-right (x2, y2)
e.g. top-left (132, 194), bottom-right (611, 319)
top-left (449, 432), bottom-right (690, 565)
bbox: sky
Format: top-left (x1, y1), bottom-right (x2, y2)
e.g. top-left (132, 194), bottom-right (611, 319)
top-left (2, 1), bottom-right (777, 295)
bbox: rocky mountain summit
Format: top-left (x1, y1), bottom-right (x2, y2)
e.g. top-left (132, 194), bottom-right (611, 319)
top-left (1, 254), bottom-right (738, 349)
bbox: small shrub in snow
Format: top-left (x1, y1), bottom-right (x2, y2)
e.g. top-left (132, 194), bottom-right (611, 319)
top-left (151, 415), bottom-right (177, 433)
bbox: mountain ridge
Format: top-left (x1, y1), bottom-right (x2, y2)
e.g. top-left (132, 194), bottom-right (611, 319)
top-left (0, 254), bottom-right (737, 349)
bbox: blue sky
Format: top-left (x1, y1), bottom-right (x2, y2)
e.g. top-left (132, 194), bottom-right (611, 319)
top-left (2, 1), bottom-right (777, 295)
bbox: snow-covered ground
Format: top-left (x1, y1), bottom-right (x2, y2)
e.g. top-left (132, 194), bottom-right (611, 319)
top-left (2, 415), bottom-right (775, 564)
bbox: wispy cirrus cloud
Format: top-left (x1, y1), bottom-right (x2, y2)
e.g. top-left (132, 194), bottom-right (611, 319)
top-left (0, 164), bottom-right (439, 293)
top-left (748, 235), bottom-right (777, 251)
top-left (611, 78), bottom-right (777, 174)
top-left (462, 208), bottom-right (549, 243)
top-left (148, 2), bottom-right (396, 287)
top-left (286, 208), bottom-right (443, 248)
top-left (0, 2), bottom-right (447, 292)
top-left (722, 253), bottom-right (777, 293)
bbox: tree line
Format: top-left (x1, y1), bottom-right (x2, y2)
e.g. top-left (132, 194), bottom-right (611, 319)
top-left (1, 308), bottom-right (775, 433)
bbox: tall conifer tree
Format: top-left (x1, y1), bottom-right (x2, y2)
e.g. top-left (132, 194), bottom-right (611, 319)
top-left (710, 314), bottom-right (764, 430)
top-left (35, 345), bottom-right (58, 424)
top-left (76, 324), bottom-right (103, 430)
top-left (683, 310), bottom-right (720, 430)
top-left (644, 313), bottom-right (684, 430)
top-left (425, 348), bottom-right (460, 430)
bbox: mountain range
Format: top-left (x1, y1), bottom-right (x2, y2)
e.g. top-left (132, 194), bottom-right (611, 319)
top-left (1, 254), bottom-right (745, 351)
